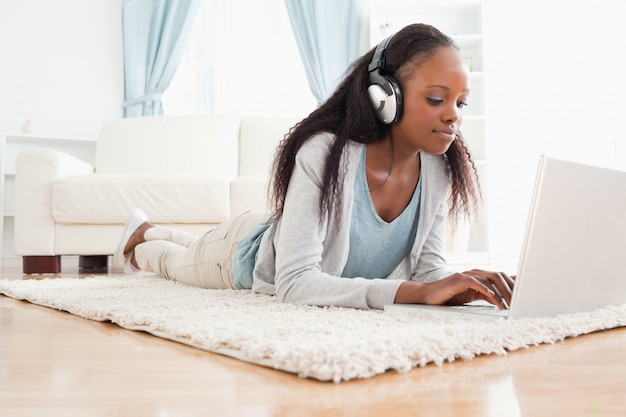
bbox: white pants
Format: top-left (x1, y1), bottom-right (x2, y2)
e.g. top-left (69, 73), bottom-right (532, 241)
top-left (134, 211), bottom-right (269, 289)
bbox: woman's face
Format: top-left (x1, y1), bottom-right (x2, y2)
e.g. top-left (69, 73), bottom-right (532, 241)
top-left (392, 47), bottom-right (470, 155)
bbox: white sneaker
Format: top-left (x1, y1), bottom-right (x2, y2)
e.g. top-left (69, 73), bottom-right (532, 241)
top-left (113, 208), bottom-right (148, 274)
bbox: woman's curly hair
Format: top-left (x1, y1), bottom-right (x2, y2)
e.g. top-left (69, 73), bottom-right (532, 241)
top-left (270, 23), bottom-right (480, 224)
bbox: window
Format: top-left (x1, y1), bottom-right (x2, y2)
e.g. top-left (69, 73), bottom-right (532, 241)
top-left (163, 0), bottom-right (317, 117)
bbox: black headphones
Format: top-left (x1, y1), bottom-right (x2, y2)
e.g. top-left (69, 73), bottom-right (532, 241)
top-left (367, 34), bottom-right (403, 124)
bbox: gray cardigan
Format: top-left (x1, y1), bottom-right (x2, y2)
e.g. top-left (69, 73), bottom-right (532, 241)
top-left (252, 133), bottom-right (453, 310)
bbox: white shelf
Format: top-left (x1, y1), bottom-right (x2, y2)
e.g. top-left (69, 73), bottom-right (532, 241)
top-left (4, 132), bottom-right (94, 142)
top-left (0, 133), bottom-right (97, 265)
top-left (370, 1), bottom-right (483, 42)
top-left (447, 251), bottom-right (490, 266)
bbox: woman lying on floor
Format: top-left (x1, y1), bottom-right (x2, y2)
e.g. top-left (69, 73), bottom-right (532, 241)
top-left (114, 23), bottom-right (514, 311)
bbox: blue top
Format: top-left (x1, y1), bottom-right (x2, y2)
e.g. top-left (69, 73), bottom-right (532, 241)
top-left (341, 147), bottom-right (421, 279)
top-left (232, 220), bottom-right (271, 289)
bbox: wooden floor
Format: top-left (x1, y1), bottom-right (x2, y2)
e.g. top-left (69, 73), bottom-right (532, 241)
top-left (1, 266), bottom-right (626, 417)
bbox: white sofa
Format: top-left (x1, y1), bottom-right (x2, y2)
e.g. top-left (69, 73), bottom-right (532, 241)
top-left (14, 115), bottom-right (300, 274)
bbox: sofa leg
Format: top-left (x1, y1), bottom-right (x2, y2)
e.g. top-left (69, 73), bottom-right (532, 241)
top-left (79, 255), bottom-right (108, 270)
top-left (22, 256), bottom-right (62, 274)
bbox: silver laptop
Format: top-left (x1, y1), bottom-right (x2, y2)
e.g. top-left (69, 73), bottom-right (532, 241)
top-left (385, 155), bottom-right (626, 319)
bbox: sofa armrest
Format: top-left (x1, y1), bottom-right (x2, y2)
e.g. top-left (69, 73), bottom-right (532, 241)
top-left (14, 149), bottom-right (94, 255)
top-left (230, 174), bottom-right (271, 218)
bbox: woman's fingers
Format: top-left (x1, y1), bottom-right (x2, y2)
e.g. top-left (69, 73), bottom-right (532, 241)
top-left (462, 276), bottom-right (508, 309)
top-left (463, 269), bottom-right (515, 306)
top-left (437, 273), bottom-right (508, 309)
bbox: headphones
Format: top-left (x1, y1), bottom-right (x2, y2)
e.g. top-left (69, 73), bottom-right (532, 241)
top-left (367, 34), bottom-right (403, 124)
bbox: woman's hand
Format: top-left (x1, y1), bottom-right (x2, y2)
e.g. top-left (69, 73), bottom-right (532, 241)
top-left (394, 269), bottom-right (516, 309)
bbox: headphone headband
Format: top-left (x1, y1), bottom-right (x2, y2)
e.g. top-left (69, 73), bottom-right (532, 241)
top-left (368, 35), bottom-right (392, 73)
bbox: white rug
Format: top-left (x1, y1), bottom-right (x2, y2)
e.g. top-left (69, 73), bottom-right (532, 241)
top-left (1, 274), bottom-right (626, 383)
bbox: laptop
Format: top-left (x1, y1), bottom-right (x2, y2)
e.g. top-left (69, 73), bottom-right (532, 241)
top-left (385, 155), bottom-right (626, 319)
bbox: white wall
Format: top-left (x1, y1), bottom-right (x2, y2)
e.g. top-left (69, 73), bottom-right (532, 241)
top-left (0, 0), bottom-right (123, 139)
top-left (482, 0), bottom-right (626, 268)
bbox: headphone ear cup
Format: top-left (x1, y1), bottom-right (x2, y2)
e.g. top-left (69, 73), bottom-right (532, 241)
top-left (367, 33), bottom-right (403, 124)
top-left (368, 75), bottom-right (403, 125)
top-left (367, 83), bottom-right (389, 116)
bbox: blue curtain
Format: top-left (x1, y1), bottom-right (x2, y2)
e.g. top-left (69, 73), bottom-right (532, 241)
top-left (122, 0), bottom-right (201, 117)
top-left (284, 0), bottom-right (364, 106)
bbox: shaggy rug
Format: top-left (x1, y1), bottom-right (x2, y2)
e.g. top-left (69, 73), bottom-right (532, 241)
top-left (1, 274), bottom-right (625, 383)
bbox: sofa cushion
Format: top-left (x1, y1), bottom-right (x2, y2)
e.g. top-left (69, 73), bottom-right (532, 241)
top-left (52, 173), bottom-right (230, 224)
top-left (230, 174), bottom-right (271, 218)
top-left (238, 116), bottom-right (300, 177)
top-left (95, 115), bottom-right (241, 175)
